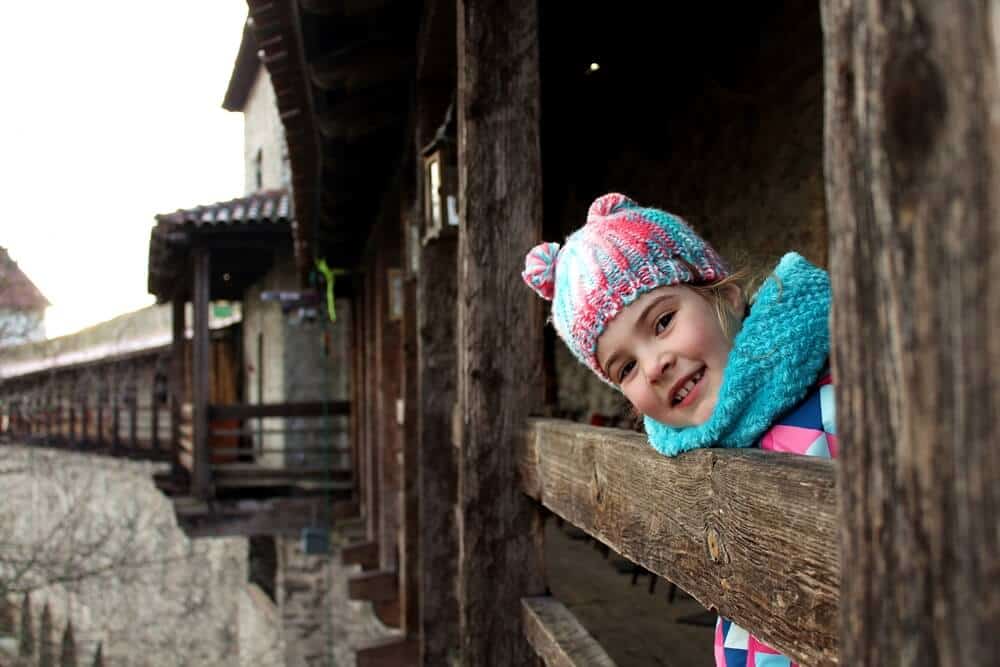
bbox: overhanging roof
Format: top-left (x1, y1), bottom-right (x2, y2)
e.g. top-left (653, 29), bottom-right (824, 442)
top-left (246, 0), bottom-right (420, 270)
top-left (147, 190), bottom-right (293, 302)
top-left (223, 18), bottom-right (262, 112)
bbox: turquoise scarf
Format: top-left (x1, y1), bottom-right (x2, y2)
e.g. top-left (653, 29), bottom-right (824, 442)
top-left (644, 252), bottom-right (831, 457)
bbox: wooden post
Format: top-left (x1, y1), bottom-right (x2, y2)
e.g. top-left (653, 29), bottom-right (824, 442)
top-left (417, 231), bottom-right (459, 663)
top-left (172, 293), bottom-right (186, 467)
top-left (414, 22), bottom-right (460, 654)
top-left (822, 1), bottom-right (1000, 663)
top-left (375, 232), bottom-right (403, 573)
top-left (364, 262), bottom-right (381, 548)
top-left (151, 366), bottom-right (160, 453)
top-left (456, 1), bottom-right (546, 662)
top-left (192, 248), bottom-right (212, 498)
top-left (400, 212), bottom-right (421, 639)
top-left (67, 376), bottom-right (76, 445)
top-left (111, 365), bottom-right (121, 455)
top-left (128, 364), bottom-right (138, 451)
top-left (96, 373), bottom-right (105, 448)
top-left (350, 295), bottom-right (364, 505)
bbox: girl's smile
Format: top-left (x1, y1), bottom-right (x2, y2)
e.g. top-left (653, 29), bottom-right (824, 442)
top-left (596, 284), bottom-right (741, 428)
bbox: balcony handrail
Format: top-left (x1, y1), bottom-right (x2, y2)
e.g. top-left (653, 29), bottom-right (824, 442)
top-left (518, 418), bottom-right (838, 666)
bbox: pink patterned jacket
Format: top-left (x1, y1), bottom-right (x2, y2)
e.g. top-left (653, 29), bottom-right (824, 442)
top-left (714, 374), bottom-right (837, 667)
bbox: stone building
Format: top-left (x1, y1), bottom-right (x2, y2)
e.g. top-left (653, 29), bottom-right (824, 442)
top-left (0, 247), bottom-right (48, 348)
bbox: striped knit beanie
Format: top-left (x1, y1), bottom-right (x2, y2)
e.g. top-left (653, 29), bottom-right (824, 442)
top-left (522, 193), bottom-right (729, 383)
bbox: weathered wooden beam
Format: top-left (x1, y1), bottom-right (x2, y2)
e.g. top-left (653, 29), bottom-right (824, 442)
top-left (518, 419), bottom-right (838, 666)
top-left (375, 224), bottom-right (403, 574)
top-left (400, 262), bottom-right (420, 636)
top-left (356, 637), bottom-right (419, 667)
top-left (821, 1), bottom-right (1000, 664)
top-left (192, 248), bottom-right (211, 498)
top-left (207, 401), bottom-right (350, 419)
top-left (171, 295), bottom-right (185, 471)
top-left (348, 570), bottom-right (398, 602)
top-left (522, 597), bottom-right (617, 667)
top-left (455, 0), bottom-right (546, 663)
top-left (417, 229), bottom-right (459, 666)
top-left (342, 540), bottom-right (379, 570)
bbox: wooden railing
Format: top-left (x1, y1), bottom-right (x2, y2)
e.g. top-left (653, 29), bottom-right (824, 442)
top-left (517, 419), bottom-right (839, 667)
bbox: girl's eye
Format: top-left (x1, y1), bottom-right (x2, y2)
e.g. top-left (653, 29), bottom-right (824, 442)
top-left (618, 360), bottom-right (636, 383)
top-left (655, 312), bottom-right (674, 334)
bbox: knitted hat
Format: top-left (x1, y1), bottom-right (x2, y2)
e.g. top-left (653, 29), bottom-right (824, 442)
top-left (522, 193), bottom-right (729, 383)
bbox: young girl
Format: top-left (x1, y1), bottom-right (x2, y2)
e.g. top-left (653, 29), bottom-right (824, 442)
top-left (522, 193), bottom-right (835, 667)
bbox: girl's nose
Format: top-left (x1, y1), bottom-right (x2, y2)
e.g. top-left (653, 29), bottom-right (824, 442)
top-left (641, 348), bottom-right (673, 383)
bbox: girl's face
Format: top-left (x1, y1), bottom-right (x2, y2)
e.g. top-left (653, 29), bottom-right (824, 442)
top-left (596, 284), bottom-right (740, 428)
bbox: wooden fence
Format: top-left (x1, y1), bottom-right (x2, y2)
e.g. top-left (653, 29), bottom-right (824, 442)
top-left (519, 420), bottom-right (837, 666)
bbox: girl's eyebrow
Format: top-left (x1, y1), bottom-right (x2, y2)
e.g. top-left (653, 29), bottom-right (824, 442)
top-left (601, 294), bottom-right (675, 377)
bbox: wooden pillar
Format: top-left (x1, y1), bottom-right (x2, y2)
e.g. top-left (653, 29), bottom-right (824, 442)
top-left (456, 1), bottom-right (546, 662)
top-left (68, 376), bottom-right (76, 445)
top-left (350, 295), bottom-right (365, 505)
top-left (111, 365), bottom-right (121, 455)
top-left (822, 1), bottom-right (1000, 663)
top-left (192, 247), bottom-right (212, 498)
top-left (417, 230), bottom-right (459, 663)
top-left (151, 367), bottom-right (160, 453)
top-left (364, 262), bottom-right (381, 546)
top-left (96, 374), bottom-right (105, 448)
top-left (171, 293), bottom-right (186, 467)
top-left (374, 230), bottom-right (403, 573)
top-left (128, 364), bottom-right (138, 450)
top-left (414, 7), bottom-right (460, 653)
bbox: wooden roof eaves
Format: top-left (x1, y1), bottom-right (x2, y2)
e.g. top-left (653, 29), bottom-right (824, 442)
top-left (222, 19), bottom-right (263, 112)
top-left (247, 0), bottom-right (322, 279)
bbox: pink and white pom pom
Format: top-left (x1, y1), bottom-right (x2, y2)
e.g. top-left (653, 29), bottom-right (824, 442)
top-left (522, 241), bottom-right (561, 301)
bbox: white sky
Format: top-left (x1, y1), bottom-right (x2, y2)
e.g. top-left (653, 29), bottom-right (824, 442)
top-left (1, 2), bottom-right (248, 338)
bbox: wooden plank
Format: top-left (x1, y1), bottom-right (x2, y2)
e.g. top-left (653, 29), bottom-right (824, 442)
top-left (456, 1), bottom-right (546, 663)
top-left (207, 400), bottom-right (350, 419)
top-left (821, 1), bottom-right (1000, 664)
top-left (348, 570), bottom-right (398, 603)
top-left (192, 248), bottom-right (211, 498)
top-left (400, 229), bottom-right (420, 636)
top-left (522, 597), bottom-right (617, 667)
top-left (342, 540), bottom-right (379, 570)
top-left (356, 637), bottom-right (419, 667)
top-left (519, 419), bottom-right (837, 666)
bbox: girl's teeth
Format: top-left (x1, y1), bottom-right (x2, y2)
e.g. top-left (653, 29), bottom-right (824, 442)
top-left (673, 370), bottom-right (704, 405)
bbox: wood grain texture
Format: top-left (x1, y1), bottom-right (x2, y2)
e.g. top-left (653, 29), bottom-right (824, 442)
top-left (417, 232), bottom-right (460, 665)
top-left (375, 228), bottom-right (403, 572)
top-left (522, 597), bottom-right (617, 667)
top-left (519, 419), bottom-right (838, 666)
top-left (821, 1), bottom-right (1000, 664)
top-left (456, 1), bottom-right (547, 664)
top-left (192, 248), bottom-right (211, 498)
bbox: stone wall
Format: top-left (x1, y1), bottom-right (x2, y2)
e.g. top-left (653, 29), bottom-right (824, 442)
top-left (241, 248), bottom-right (352, 468)
top-left (0, 446), bottom-right (277, 666)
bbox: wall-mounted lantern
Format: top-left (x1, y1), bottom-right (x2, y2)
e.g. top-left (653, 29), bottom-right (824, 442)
top-left (421, 135), bottom-right (458, 243)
